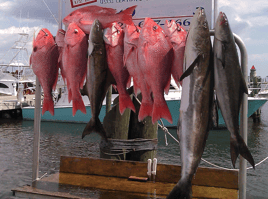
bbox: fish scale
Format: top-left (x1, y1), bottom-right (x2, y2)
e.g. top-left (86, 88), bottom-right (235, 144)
top-left (104, 22), bottom-right (135, 115)
top-left (123, 24), bottom-right (153, 121)
top-left (137, 17), bottom-right (173, 124)
top-left (167, 8), bottom-right (213, 199)
top-left (62, 22), bottom-right (88, 116)
top-left (30, 28), bottom-right (59, 116)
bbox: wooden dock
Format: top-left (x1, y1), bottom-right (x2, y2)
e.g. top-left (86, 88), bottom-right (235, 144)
top-left (12, 156), bottom-right (238, 199)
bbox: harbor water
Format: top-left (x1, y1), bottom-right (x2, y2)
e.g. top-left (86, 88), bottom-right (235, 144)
top-left (1, 104), bottom-right (268, 199)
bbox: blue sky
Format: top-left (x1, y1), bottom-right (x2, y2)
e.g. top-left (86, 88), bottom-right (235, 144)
top-left (0, 0), bottom-right (267, 78)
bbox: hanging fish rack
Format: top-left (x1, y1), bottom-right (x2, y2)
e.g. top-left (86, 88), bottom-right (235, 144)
top-left (14, 1), bottom-right (250, 199)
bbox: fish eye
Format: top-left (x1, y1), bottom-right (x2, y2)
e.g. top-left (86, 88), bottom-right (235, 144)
top-left (153, 26), bottom-right (157, 30)
top-left (177, 26), bottom-right (181, 31)
top-left (70, 13), bottom-right (72, 16)
top-left (33, 46), bottom-right (37, 52)
top-left (74, 29), bottom-right (78, 34)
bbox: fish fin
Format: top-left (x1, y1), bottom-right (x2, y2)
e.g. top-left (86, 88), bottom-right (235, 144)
top-left (119, 94), bottom-right (136, 115)
top-left (164, 75), bottom-right (171, 95)
top-left (118, 5), bottom-right (137, 25)
top-left (52, 69), bottom-right (59, 91)
top-left (68, 89), bottom-right (72, 103)
top-left (138, 101), bottom-right (153, 121)
top-left (42, 96), bottom-right (54, 116)
top-left (230, 135), bottom-right (255, 169)
top-left (88, 38), bottom-right (94, 55)
top-left (123, 45), bottom-right (135, 67)
top-left (167, 178), bottom-right (192, 199)
top-left (126, 75), bottom-right (131, 89)
top-left (80, 72), bottom-right (87, 89)
top-left (82, 118), bottom-right (108, 141)
top-left (240, 75), bottom-right (248, 94)
top-left (152, 100), bottom-right (172, 124)
top-left (72, 97), bottom-right (86, 116)
top-left (133, 80), bottom-right (140, 96)
top-left (29, 54), bottom-right (32, 66)
top-left (180, 55), bottom-right (199, 81)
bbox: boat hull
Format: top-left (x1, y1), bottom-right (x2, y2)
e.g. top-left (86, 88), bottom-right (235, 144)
top-left (22, 97), bottom-right (267, 127)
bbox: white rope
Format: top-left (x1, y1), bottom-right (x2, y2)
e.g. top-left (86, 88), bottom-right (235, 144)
top-left (132, 95), bottom-right (268, 170)
top-left (42, 0), bottom-right (59, 25)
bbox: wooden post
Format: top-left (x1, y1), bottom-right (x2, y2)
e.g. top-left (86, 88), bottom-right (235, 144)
top-left (101, 95), bottom-right (132, 160)
top-left (128, 94), bottom-right (158, 162)
top-left (106, 85), bottom-right (112, 114)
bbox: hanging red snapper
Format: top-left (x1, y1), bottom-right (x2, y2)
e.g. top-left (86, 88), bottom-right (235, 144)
top-left (30, 28), bottom-right (59, 116)
top-left (63, 5), bottom-right (137, 34)
top-left (164, 20), bottom-right (187, 86)
top-left (104, 22), bottom-right (135, 115)
top-left (123, 24), bottom-right (153, 121)
top-left (62, 22), bottom-right (88, 116)
top-left (137, 17), bottom-right (173, 124)
top-left (55, 29), bottom-right (66, 81)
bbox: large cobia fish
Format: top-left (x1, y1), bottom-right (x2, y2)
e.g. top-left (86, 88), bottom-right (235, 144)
top-left (62, 22), bottom-right (88, 116)
top-left (30, 28), bottom-right (59, 115)
top-left (138, 17), bottom-right (173, 124)
top-left (164, 20), bottom-right (187, 86)
top-left (214, 12), bottom-right (255, 168)
top-left (55, 29), bottom-right (66, 81)
top-left (62, 5), bottom-right (137, 34)
top-left (123, 24), bottom-right (153, 121)
top-left (82, 19), bottom-right (115, 141)
top-left (104, 22), bottom-right (135, 115)
top-left (167, 8), bottom-right (214, 199)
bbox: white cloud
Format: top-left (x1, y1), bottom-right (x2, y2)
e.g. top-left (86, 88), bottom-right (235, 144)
top-left (249, 53), bottom-right (268, 62)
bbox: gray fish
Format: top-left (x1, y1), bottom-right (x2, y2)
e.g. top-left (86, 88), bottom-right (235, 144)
top-left (82, 19), bottom-right (115, 141)
top-left (167, 8), bottom-right (213, 199)
top-left (214, 12), bottom-right (255, 168)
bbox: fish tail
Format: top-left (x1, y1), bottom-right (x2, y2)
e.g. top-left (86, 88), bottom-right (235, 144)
top-left (138, 101), bottom-right (153, 121)
top-left (72, 96), bottom-right (86, 116)
top-left (119, 94), bottom-right (136, 115)
top-left (42, 96), bottom-right (54, 116)
top-left (230, 135), bottom-right (255, 169)
top-left (119, 5), bottom-right (137, 25)
top-left (152, 100), bottom-right (172, 124)
top-left (82, 118), bottom-right (108, 141)
top-left (167, 178), bottom-right (192, 199)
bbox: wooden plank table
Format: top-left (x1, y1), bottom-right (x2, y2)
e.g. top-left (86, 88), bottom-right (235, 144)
top-left (12, 156), bottom-right (238, 199)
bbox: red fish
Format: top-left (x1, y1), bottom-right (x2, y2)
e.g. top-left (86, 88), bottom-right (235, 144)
top-left (104, 22), bottom-right (135, 115)
top-left (123, 24), bottom-right (153, 121)
top-left (137, 18), bottom-right (173, 124)
top-left (63, 5), bottom-right (137, 34)
top-left (62, 23), bottom-right (88, 116)
top-left (164, 20), bottom-right (187, 86)
top-left (55, 29), bottom-right (66, 81)
top-left (30, 28), bottom-right (59, 115)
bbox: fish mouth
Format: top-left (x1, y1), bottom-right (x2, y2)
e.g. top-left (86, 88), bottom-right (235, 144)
top-left (219, 12), bottom-right (228, 26)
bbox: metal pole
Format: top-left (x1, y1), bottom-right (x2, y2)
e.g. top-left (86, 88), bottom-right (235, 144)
top-left (234, 33), bottom-right (248, 199)
top-left (32, 77), bottom-right (41, 183)
top-left (58, 0), bottom-right (62, 29)
top-left (213, 0), bottom-right (218, 29)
